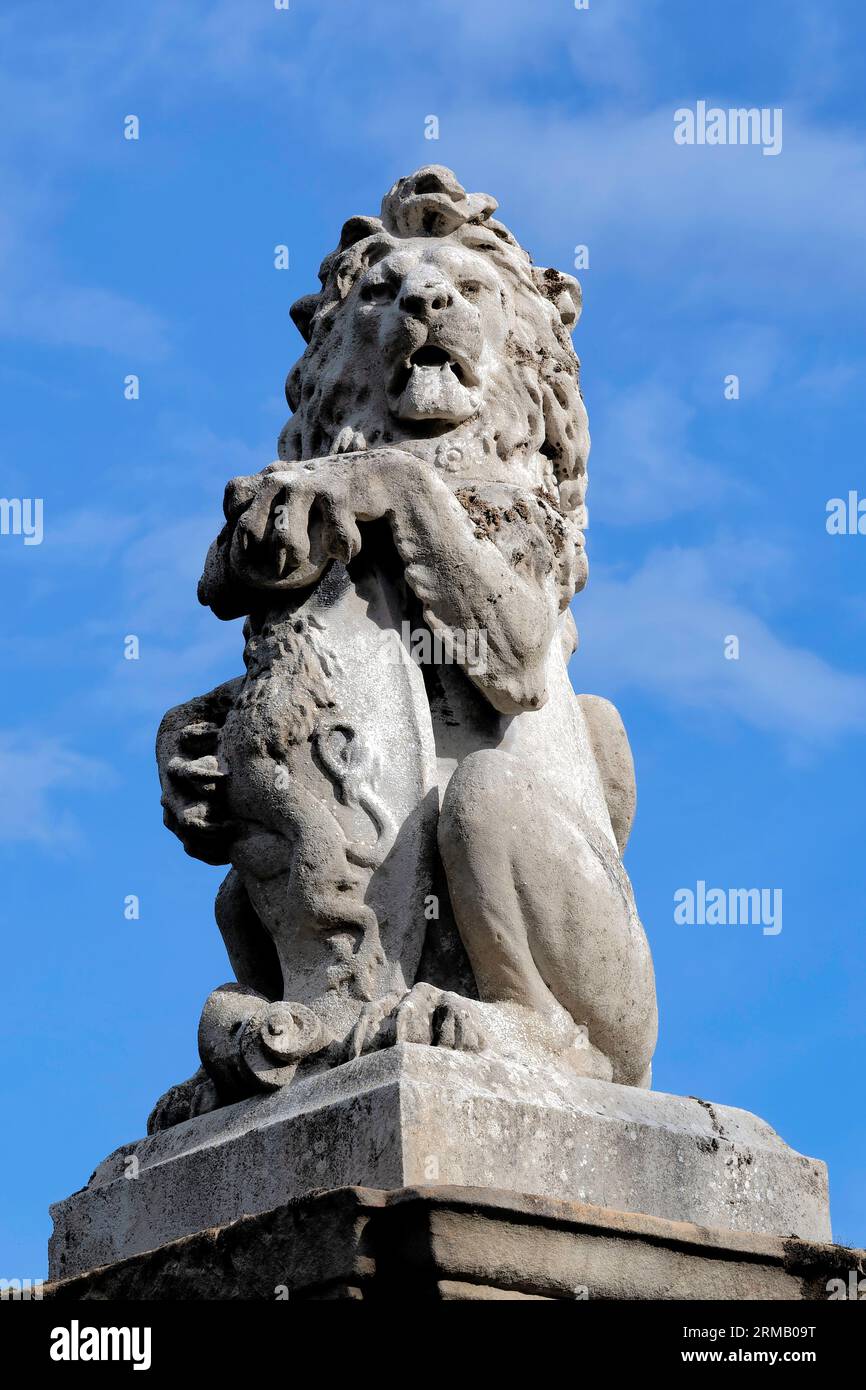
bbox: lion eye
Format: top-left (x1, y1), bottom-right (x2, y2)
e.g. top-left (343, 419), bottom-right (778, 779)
top-left (360, 280), bottom-right (396, 304)
top-left (459, 281), bottom-right (483, 301)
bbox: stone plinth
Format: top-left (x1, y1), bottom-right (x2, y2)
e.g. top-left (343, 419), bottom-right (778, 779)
top-left (44, 1186), bottom-right (859, 1302)
top-left (49, 1045), bottom-right (830, 1283)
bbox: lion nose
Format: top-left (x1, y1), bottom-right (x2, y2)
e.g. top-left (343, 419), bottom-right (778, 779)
top-left (399, 283), bottom-right (453, 319)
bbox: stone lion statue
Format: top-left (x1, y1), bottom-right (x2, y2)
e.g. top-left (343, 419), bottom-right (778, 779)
top-left (150, 166), bottom-right (657, 1132)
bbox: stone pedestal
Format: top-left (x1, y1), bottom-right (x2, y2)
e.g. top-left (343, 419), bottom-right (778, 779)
top-left (45, 1185), bottom-right (860, 1302)
top-left (50, 1044), bottom-right (830, 1286)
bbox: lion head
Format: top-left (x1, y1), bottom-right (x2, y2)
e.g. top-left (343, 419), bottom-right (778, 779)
top-left (278, 166), bottom-right (589, 530)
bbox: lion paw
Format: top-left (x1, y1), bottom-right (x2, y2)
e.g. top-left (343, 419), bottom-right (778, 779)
top-left (398, 983), bottom-right (487, 1052)
top-left (333, 427), bottom-right (367, 455)
top-left (146, 1068), bottom-right (220, 1134)
top-left (348, 983), bottom-right (486, 1059)
top-left (346, 990), bottom-right (404, 1059)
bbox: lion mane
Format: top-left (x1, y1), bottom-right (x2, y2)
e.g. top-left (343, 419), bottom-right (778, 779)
top-left (277, 166), bottom-right (590, 538)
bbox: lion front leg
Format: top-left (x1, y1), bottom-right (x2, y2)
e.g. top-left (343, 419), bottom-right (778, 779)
top-left (438, 749), bottom-right (657, 1087)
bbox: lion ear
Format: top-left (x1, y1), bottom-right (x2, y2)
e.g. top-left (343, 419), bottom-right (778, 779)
top-left (556, 278), bottom-right (582, 329)
top-left (532, 267), bottom-right (583, 329)
top-left (290, 293), bottom-right (319, 343)
top-left (338, 215), bottom-right (384, 250)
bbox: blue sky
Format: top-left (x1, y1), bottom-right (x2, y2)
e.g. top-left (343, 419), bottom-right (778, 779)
top-left (1, 0), bottom-right (865, 1278)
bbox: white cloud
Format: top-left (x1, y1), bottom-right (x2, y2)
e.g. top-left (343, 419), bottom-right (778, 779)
top-left (0, 733), bottom-right (113, 848)
top-left (693, 322), bottom-right (783, 402)
top-left (2, 0), bottom-right (863, 362)
top-left (97, 631), bottom-right (241, 727)
top-left (0, 287), bottom-right (170, 361)
top-left (95, 507), bottom-right (244, 723)
top-left (587, 378), bottom-right (734, 525)
top-left (121, 513), bottom-right (221, 629)
top-left (574, 544), bottom-right (866, 744)
top-left (435, 102), bottom-right (866, 315)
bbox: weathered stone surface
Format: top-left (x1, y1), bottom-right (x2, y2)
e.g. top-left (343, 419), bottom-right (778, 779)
top-left (44, 1185), bottom-right (860, 1302)
top-left (49, 1045), bottom-right (829, 1281)
top-left (49, 166), bottom-right (837, 1292)
top-left (147, 164), bottom-right (656, 1131)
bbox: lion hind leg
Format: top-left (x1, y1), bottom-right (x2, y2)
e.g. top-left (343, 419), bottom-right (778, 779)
top-left (439, 748), bottom-right (657, 1086)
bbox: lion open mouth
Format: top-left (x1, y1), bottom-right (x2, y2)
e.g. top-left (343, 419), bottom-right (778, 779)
top-left (388, 344), bottom-right (479, 423)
